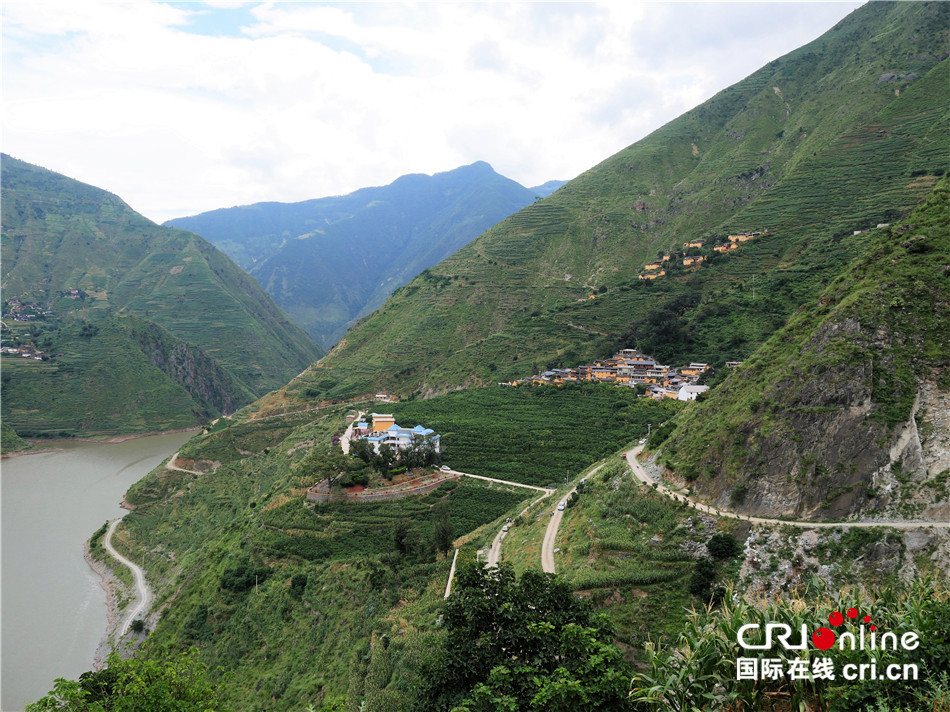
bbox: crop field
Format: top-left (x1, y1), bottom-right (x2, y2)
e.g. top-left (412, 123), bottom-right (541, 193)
top-left (389, 383), bottom-right (681, 487)
top-left (254, 478), bottom-right (530, 563)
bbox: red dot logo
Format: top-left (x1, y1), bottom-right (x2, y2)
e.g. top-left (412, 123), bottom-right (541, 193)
top-left (863, 615), bottom-right (871, 624)
top-left (828, 611), bottom-right (844, 627)
top-left (812, 627), bottom-right (836, 650)
top-left (870, 625), bottom-right (877, 632)
top-left (847, 607), bottom-right (859, 619)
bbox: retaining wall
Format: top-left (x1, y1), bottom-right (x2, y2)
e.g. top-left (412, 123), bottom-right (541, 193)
top-left (306, 474), bottom-right (458, 504)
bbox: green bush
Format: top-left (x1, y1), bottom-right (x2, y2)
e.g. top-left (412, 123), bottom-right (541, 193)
top-left (707, 533), bottom-right (741, 559)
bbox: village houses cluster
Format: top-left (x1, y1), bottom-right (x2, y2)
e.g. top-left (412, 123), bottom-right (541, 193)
top-left (638, 231), bottom-right (768, 280)
top-left (509, 348), bottom-right (743, 402)
top-left (1, 298), bottom-right (51, 360)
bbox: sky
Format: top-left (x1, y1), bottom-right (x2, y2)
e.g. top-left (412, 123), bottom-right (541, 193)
top-left (2, 1), bottom-right (864, 224)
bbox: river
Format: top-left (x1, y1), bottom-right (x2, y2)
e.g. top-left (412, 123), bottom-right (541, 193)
top-left (1, 431), bottom-right (192, 712)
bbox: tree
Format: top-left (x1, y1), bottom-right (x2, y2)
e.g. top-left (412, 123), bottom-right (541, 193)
top-left (350, 437), bottom-right (374, 464)
top-left (432, 501), bottom-right (454, 555)
top-left (707, 532), bottom-right (741, 560)
top-left (26, 648), bottom-right (230, 712)
top-left (393, 520), bottom-right (425, 560)
top-left (129, 619), bottom-right (146, 634)
top-left (688, 557), bottom-right (718, 598)
top-left (415, 564), bottom-right (632, 711)
top-left (377, 444), bottom-right (396, 478)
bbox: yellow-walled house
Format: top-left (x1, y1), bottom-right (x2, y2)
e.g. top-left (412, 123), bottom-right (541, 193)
top-left (370, 414), bottom-right (396, 432)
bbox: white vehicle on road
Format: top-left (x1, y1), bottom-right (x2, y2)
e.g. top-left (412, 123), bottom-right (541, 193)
top-left (557, 501), bottom-right (566, 511)
top-left (502, 524), bottom-right (509, 532)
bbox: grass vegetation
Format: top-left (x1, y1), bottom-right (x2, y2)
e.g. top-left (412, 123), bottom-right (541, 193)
top-left (2, 313), bottom-right (252, 438)
top-left (1, 418), bottom-right (33, 453)
top-left (543, 455), bottom-right (741, 649)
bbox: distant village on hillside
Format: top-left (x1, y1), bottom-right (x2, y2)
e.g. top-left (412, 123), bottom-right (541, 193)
top-left (508, 348), bottom-right (744, 401)
top-left (637, 231), bottom-right (768, 281)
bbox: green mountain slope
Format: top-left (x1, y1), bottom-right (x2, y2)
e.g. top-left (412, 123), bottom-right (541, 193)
top-left (258, 1), bottom-right (947, 411)
top-left (166, 162), bottom-right (542, 348)
top-left (1, 156), bottom-right (323, 436)
top-left (2, 313), bottom-right (256, 438)
top-left (652, 177), bottom-right (950, 520)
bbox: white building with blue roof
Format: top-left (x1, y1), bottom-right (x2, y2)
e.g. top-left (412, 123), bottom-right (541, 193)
top-left (362, 422), bottom-right (441, 455)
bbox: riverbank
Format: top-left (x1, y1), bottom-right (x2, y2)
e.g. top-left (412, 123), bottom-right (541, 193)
top-left (84, 521), bottom-right (154, 668)
top-left (2, 430), bottom-right (192, 710)
top-left (83, 538), bottom-right (125, 668)
top-left (2, 426), bottom-right (201, 460)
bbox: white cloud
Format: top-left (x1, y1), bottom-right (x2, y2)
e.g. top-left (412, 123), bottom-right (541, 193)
top-left (2, 0), bottom-right (863, 223)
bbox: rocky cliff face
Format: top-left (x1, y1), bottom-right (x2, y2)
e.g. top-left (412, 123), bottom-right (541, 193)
top-left (130, 319), bottom-right (252, 420)
top-left (657, 180), bottom-right (949, 521)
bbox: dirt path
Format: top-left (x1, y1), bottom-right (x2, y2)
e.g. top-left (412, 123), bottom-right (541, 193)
top-left (165, 451), bottom-right (200, 475)
top-left (102, 519), bottom-right (150, 637)
top-left (625, 446), bottom-right (950, 530)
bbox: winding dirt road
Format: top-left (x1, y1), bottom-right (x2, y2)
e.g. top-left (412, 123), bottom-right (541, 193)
top-left (625, 446), bottom-right (949, 530)
top-left (103, 519), bottom-right (150, 637)
top-left (165, 451), bottom-right (200, 475)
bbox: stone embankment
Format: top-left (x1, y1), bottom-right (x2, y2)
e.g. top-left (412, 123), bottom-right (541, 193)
top-left (306, 473), bottom-right (458, 504)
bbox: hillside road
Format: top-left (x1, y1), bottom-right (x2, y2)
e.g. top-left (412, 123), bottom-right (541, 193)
top-left (625, 446), bottom-right (950, 530)
top-left (541, 463), bottom-right (606, 573)
top-left (102, 519), bottom-right (151, 637)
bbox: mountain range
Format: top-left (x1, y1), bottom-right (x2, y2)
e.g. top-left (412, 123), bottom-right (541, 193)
top-left (257, 0), bottom-right (947, 411)
top-left (1, 155), bottom-right (323, 438)
top-left (166, 163), bottom-right (565, 348)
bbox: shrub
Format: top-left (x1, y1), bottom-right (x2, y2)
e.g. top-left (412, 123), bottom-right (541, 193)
top-left (707, 533), bottom-right (741, 560)
top-left (688, 558), bottom-right (718, 597)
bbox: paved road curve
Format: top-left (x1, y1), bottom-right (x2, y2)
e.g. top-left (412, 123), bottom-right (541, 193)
top-left (625, 446), bottom-right (950, 530)
top-left (443, 549), bottom-right (460, 598)
top-left (486, 527), bottom-right (507, 568)
top-left (541, 464), bottom-right (606, 573)
top-left (102, 519), bottom-right (151, 637)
